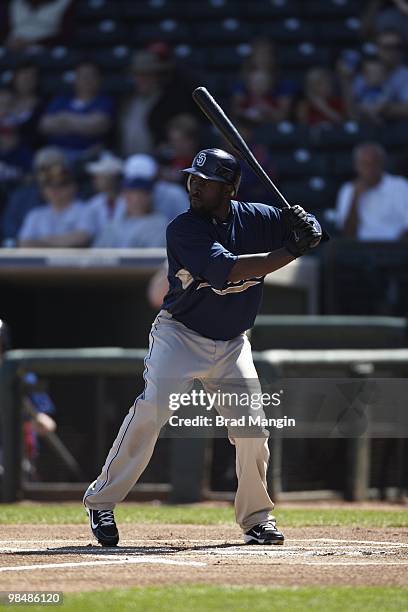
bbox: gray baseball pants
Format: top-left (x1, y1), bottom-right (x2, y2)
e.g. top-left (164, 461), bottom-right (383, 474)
top-left (83, 310), bottom-right (274, 532)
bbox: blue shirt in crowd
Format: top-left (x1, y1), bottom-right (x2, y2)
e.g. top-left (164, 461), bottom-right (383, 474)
top-left (43, 93), bottom-right (114, 154)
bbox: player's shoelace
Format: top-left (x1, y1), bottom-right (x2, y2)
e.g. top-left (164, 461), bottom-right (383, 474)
top-left (97, 510), bottom-right (116, 527)
top-left (256, 520), bottom-right (278, 532)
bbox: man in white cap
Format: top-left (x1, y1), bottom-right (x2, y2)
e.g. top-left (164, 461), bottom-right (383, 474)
top-left (82, 151), bottom-right (125, 240)
top-left (92, 154), bottom-right (168, 248)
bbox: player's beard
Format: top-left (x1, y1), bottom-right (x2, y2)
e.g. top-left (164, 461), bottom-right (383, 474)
top-left (189, 195), bottom-right (211, 216)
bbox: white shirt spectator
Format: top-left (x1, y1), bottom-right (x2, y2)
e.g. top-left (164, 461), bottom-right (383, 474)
top-left (82, 193), bottom-right (126, 240)
top-left (93, 213), bottom-right (167, 248)
top-left (9, 0), bottom-right (72, 43)
top-left (18, 200), bottom-right (91, 241)
top-left (336, 173), bottom-right (408, 240)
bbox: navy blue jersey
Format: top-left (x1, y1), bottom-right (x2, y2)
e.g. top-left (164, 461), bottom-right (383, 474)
top-left (162, 200), bottom-right (294, 341)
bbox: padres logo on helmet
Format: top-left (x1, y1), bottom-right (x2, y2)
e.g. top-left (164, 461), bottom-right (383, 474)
top-left (195, 152), bottom-right (207, 167)
top-left (182, 148), bottom-right (241, 196)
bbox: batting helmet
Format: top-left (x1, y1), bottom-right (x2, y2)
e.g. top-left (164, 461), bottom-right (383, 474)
top-left (182, 148), bottom-right (241, 196)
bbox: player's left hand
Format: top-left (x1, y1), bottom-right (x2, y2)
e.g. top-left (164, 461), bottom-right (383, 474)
top-left (282, 204), bottom-right (310, 229)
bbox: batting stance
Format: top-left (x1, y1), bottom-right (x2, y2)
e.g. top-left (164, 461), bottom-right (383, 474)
top-left (84, 148), bottom-right (322, 546)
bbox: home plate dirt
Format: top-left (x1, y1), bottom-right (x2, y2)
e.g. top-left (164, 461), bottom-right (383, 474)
top-left (0, 525), bottom-right (407, 592)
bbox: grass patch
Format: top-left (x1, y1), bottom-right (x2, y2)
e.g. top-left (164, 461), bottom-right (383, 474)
top-left (0, 503), bottom-right (407, 528)
top-left (8, 586), bottom-right (408, 612)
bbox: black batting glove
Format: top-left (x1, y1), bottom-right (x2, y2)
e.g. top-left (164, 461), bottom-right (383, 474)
top-left (282, 205), bottom-right (322, 258)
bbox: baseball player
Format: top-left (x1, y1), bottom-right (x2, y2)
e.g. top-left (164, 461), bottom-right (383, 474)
top-left (83, 148), bottom-right (322, 547)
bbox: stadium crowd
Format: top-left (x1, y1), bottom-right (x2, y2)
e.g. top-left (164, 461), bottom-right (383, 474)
top-left (0, 0), bottom-right (408, 247)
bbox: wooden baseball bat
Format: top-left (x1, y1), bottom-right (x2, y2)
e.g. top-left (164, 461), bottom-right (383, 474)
top-left (192, 86), bottom-right (291, 209)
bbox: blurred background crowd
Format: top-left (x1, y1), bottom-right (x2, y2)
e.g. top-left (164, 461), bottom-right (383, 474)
top-left (0, 0), bottom-right (407, 250)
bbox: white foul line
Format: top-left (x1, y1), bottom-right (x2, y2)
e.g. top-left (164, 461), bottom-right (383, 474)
top-left (0, 557), bottom-right (206, 573)
top-left (293, 539), bottom-right (408, 547)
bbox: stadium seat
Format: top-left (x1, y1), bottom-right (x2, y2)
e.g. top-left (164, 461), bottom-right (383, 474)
top-left (254, 18), bottom-right (314, 42)
top-left (299, 0), bottom-right (361, 19)
top-left (122, 0), bottom-right (180, 19)
top-left (37, 47), bottom-right (81, 70)
top-left (313, 18), bottom-right (361, 44)
top-left (180, 0), bottom-right (244, 20)
top-left (206, 45), bottom-right (251, 70)
top-left (312, 122), bottom-right (378, 150)
top-left (192, 20), bottom-right (254, 44)
top-left (76, 21), bottom-right (129, 47)
top-left (328, 151), bottom-right (354, 178)
top-left (379, 121), bottom-right (408, 149)
top-left (173, 45), bottom-right (208, 69)
top-left (242, 0), bottom-right (301, 19)
top-left (280, 176), bottom-right (339, 210)
top-left (76, 0), bottom-right (121, 20)
top-left (253, 123), bottom-right (311, 150)
top-left (279, 43), bottom-right (331, 69)
top-left (0, 47), bottom-right (47, 70)
top-left (91, 46), bottom-right (132, 70)
top-left (274, 149), bottom-right (327, 178)
top-left (132, 20), bottom-right (193, 45)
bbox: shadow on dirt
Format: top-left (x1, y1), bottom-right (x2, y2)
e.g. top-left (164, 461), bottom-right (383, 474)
top-left (7, 542), bottom-right (245, 556)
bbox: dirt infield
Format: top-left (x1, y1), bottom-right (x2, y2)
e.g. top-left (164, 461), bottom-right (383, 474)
top-left (1, 524), bottom-right (407, 592)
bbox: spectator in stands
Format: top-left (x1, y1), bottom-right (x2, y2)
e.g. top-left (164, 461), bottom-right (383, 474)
top-left (11, 62), bottom-right (46, 150)
top-left (361, 0), bottom-right (408, 43)
top-left (119, 46), bottom-right (197, 157)
top-left (82, 151), bottom-right (125, 241)
top-left (335, 142), bottom-right (408, 240)
top-left (93, 155), bottom-right (168, 249)
top-left (1, 146), bottom-right (65, 246)
top-left (338, 30), bottom-right (408, 122)
top-left (241, 37), bottom-right (279, 73)
top-left (123, 153), bottom-right (188, 224)
top-left (348, 56), bottom-right (389, 123)
top-left (157, 114), bottom-right (200, 184)
top-left (39, 60), bottom-right (114, 161)
top-left (17, 157), bottom-right (91, 247)
top-left (0, 319), bottom-right (58, 482)
top-left (296, 67), bottom-right (346, 126)
top-left (5, 0), bottom-right (75, 52)
top-left (375, 29), bottom-right (408, 119)
top-left (231, 38), bottom-right (297, 125)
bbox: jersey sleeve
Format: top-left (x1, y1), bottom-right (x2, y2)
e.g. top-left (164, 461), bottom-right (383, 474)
top-left (166, 221), bottom-right (237, 290)
top-left (252, 203), bottom-right (291, 249)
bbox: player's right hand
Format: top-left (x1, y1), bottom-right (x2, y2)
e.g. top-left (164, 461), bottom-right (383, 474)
top-left (282, 205), bottom-right (322, 258)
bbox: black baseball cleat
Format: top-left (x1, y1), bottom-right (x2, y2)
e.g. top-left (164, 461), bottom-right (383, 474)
top-left (86, 507), bottom-right (119, 547)
top-left (244, 519), bottom-right (284, 545)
